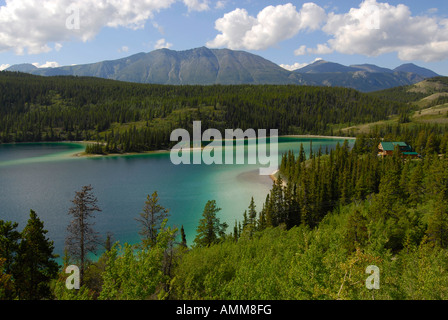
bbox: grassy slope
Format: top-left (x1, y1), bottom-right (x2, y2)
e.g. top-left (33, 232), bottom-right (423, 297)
top-left (339, 77), bottom-right (448, 135)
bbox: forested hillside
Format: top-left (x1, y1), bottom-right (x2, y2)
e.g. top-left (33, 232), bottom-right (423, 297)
top-left (0, 71), bottom-right (408, 153)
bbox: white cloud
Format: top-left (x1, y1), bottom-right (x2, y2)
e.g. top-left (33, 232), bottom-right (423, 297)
top-left (32, 61), bottom-right (61, 68)
top-left (207, 3), bottom-right (326, 50)
top-left (119, 46), bottom-right (129, 53)
top-left (54, 43), bottom-right (63, 52)
top-left (294, 45), bottom-right (307, 56)
top-left (307, 43), bottom-right (334, 55)
top-left (311, 0), bottom-right (448, 62)
top-left (0, 64), bottom-right (10, 71)
top-left (154, 38), bottom-right (173, 49)
top-left (183, 0), bottom-right (210, 12)
top-left (215, 1), bottom-right (226, 10)
top-left (152, 21), bottom-right (165, 35)
top-left (279, 62), bottom-right (308, 71)
top-left (280, 57), bottom-right (322, 71)
top-left (298, 2), bottom-right (327, 31)
top-left (0, 0), bottom-right (196, 55)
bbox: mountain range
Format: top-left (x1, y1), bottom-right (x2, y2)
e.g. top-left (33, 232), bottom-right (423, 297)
top-left (5, 47), bottom-right (440, 92)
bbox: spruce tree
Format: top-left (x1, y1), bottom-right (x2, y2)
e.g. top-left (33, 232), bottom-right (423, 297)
top-left (193, 200), bottom-right (227, 248)
top-left (0, 220), bottom-right (20, 299)
top-left (233, 220), bottom-right (239, 242)
top-left (0, 220), bottom-right (20, 276)
top-left (15, 210), bottom-right (59, 300)
top-left (427, 198), bottom-right (448, 248)
top-left (248, 197), bottom-right (257, 227)
top-left (344, 209), bottom-right (368, 252)
top-left (407, 162), bottom-right (424, 206)
top-left (135, 191), bottom-right (170, 247)
top-left (180, 225), bottom-right (187, 248)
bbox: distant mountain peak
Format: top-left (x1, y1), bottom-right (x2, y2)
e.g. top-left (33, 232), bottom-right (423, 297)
top-left (296, 60), bottom-right (359, 74)
top-left (3, 47), bottom-right (440, 92)
top-left (394, 63), bottom-right (439, 78)
top-left (6, 63), bottom-right (38, 73)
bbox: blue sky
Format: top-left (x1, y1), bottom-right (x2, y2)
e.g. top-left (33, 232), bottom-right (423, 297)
top-left (0, 0), bottom-right (447, 75)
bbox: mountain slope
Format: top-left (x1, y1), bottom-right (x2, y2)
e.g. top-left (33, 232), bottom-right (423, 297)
top-left (6, 47), bottom-right (440, 92)
top-left (292, 60), bottom-right (432, 91)
top-left (7, 63), bottom-right (39, 73)
top-left (349, 64), bottom-right (394, 73)
top-left (27, 47), bottom-right (295, 85)
top-left (394, 63), bottom-right (439, 78)
top-left (295, 60), bottom-right (359, 73)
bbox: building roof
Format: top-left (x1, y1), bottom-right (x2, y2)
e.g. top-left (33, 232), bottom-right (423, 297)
top-left (380, 141), bottom-right (410, 151)
top-left (403, 152), bottom-right (419, 155)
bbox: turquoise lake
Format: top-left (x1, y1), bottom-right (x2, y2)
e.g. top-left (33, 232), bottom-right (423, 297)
top-left (0, 137), bottom-right (353, 259)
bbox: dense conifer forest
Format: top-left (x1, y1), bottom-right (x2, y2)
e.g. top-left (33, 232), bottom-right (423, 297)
top-left (0, 71), bottom-right (407, 153)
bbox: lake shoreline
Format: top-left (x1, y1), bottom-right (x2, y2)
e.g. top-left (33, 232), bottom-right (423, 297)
top-left (282, 134), bottom-right (356, 140)
top-left (269, 169), bottom-right (287, 187)
top-left (70, 135), bottom-right (356, 159)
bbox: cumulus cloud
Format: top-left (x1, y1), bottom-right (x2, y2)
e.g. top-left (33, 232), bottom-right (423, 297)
top-left (280, 57), bottom-right (322, 71)
top-left (0, 64), bottom-right (10, 71)
top-left (207, 3), bottom-right (326, 50)
top-left (294, 45), bottom-right (307, 56)
top-left (154, 38), bottom-right (173, 49)
top-left (279, 62), bottom-right (308, 71)
top-left (183, 0), bottom-right (210, 12)
top-left (309, 0), bottom-right (448, 62)
top-left (0, 0), bottom-right (204, 55)
top-left (307, 44), bottom-right (334, 55)
top-left (209, 0), bottom-right (448, 63)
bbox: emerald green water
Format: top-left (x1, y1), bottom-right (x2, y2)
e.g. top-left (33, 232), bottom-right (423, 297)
top-left (0, 138), bottom-right (353, 259)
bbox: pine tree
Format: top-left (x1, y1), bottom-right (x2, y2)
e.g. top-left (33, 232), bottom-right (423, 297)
top-left (65, 185), bottom-right (102, 286)
top-left (104, 232), bottom-right (114, 252)
top-left (407, 162), bottom-right (424, 206)
top-left (427, 198), bottom-right (448, 248)
top-left (193, 200), bottom-right (228, 248)
top-left (0, 220), bottom-right (20, 299)
top-left (233, 220), bottom-right (239, 242)
top-left (0, 258), bottom-right (13, 300)
top-left (263, 194), bottom-right (273, 228)
top-left (298, 143), bottom-right (306, 163)
top-left (248, 197), bottom-right (257, 227)
top-left (344, 209), bottom-right (368, 252)
top-left (0, 220), bottom-right (20, 276)
top-left (180, 225), bottom-right (187, 248)
top-left (135, 191), bottom-right (170, 247)
top-left (242, 210), bottom-right (248, 230)
top-left (15, 210), bottom-right (59, 300)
